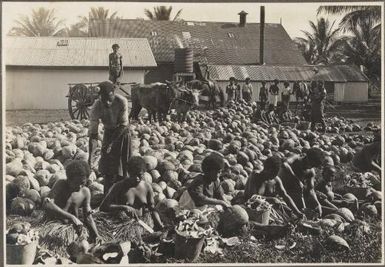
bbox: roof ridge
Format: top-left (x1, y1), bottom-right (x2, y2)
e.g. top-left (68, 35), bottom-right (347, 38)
top-left (6, 36), bottom-right (149, 40)
top-left (90, 18), bottom-right (280, 25)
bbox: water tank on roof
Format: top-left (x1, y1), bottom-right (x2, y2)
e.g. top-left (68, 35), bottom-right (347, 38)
top-left (174, 48), bottom-right (193, 73)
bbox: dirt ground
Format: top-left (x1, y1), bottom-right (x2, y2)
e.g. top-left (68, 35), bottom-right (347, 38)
top-left (6, 109), bottom-right (71, 126)
top-left (5, 104), bottom-right (381, 127)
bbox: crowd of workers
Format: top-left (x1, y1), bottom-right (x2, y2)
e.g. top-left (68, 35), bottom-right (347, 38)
top-left (225, 77), bottom-right (327, 132)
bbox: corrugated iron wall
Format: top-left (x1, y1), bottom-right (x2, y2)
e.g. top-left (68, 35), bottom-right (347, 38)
top-left (346, 82), bottom-right (368, 102)
top-left (334, 83), bottom-right (345, 102)
top-left (6, 68), bottom-right (145, 110)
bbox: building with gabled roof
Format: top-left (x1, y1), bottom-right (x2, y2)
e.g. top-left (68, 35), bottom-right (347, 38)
top-left (88, 14), bottom-right (307, 84)
top-left (5, 37), bottom-right (156, 109)
top-left (89, 19), bottom-right (306, 66)
top-left (87, 14), bottom-right (368, 103)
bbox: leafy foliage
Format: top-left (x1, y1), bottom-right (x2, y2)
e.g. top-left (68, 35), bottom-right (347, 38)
top-left (334, 19), bottom-right (381, 85)
top-left (318, 6), bottom-right (381, 32)
top-left (144, 6), bottom-right (183, 21)
top-left (296, 6), bottom-right (381, 86)
top-left (9, 7), bottom-right (66, 37)
top-left (294, 18), bottom-right (342, 65)
top-left (67, 7), bottom-right (121, 37)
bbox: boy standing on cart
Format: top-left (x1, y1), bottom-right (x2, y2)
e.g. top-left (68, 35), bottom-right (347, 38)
top-left (109, 44), bottom-right (123, 84)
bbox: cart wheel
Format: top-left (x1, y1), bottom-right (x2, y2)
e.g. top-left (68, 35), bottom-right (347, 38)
top-left (68, 84), bottom-right (93, 120)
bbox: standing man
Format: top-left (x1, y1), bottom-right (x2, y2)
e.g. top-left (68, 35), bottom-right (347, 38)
top-left (242, 77), bottom-right (253, 103)
top-left (310, 81), bottom-right (327, 132)
top-left (281, 81), bottom-right (292, 112)
top-left (234, 79), bottom-right (242, 102)
top-left (226, 77), bottom-right (237, 103)
top-left (293, 81), bottom-right (302, 110)
top-left (88, 81), bottom-right (131, 197)
top-left (259, 81), bottom-right (268, 110)
top-left (302, 81), bottom-right (310, 103)
top-left (269, 79), bottom-right (279, 107)
top-left (109, 44), bottom-right (123, 84)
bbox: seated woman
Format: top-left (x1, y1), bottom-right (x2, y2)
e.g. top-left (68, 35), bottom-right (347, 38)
top-left (316, 165), bottom-right (358, 213)
top-left (98, 156), bottom-right (164, 231)
top-left (42, 160), bottom-right (101, 248)
top-left (178, 153), bottom-right (231, 210)
top-left (244, 156), bottom-right (304, 219)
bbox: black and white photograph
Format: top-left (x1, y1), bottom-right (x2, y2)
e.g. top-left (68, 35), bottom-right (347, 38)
top-left (2, 1), bottom-right (383, 265)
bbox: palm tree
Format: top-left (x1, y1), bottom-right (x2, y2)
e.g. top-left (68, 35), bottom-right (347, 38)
top-left (317, 6), bottom-right (381, 32)
top-left (67, 7), bottom-right (120, 37)
top-left (144, 6), bottom-right (182, 21)
top-left (9, 7), bottom-right (66, 36)
top-left (294, 17), bottom-right (342, 65)
top-left (336, 19), bottom-right (381, 83)
top-left (294, 37), bottom-right (317, 64)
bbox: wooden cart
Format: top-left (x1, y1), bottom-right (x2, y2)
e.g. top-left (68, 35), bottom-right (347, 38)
top-left (66, 82), bottom-right (134, 120)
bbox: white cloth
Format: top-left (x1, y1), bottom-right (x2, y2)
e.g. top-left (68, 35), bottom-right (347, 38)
top-left (242, 84), bottom-right (253, 96)
top-left (269, 94), bottom-right (278, 107)
top-left (178, 190), bottom-right (207, 211)
top-left (282, 86), bottom-right (291, 96)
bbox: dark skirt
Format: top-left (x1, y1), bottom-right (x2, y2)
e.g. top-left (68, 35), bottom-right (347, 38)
top-left (99, 127), bottom-right (131, 177)
top-left (311, 102), bottom-right (325, 123)
top-left (282, 95), bottom-right (290, 111)
top-left (243, 92), bottom-right (252, 102)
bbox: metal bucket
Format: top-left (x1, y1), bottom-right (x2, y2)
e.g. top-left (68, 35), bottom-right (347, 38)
top-left (174, 232), bottom-right (205, 262)
top-left (7, 241), bottom-right (37, 265)
top-left (246, 207), bottom-right (271, 225)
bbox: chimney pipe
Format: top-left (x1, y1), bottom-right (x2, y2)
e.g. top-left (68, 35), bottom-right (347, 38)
top-left (238, 11), bottom-right (248, 27)
top-left (260, 6), bottom-right (265, 65)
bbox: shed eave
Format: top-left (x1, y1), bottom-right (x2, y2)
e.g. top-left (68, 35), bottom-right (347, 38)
top-left (6, 65), bottom-right (157, 69)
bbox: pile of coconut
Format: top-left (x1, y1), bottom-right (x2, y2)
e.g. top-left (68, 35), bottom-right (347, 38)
top-left (5, 102), bottom-right (382, 262)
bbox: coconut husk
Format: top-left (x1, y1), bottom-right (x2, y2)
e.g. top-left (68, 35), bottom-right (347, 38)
top-left (269, 203), bottom-right (292, 225)
top-left (39, 220), bottom-right (89, 257)
top-left (92, 211), bottom-right (154, 244)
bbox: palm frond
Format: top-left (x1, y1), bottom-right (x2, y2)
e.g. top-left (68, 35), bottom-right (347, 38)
top-left (144, 9), bottom-right (154, 20)
top-left (144, 5), bottom-right (183, 21)
top-left (173, 9), bottom-right (183, 21)
top-left (318, 5), bottom-right (370, 15)
top-left (9, 7), bottom-right (67, 37)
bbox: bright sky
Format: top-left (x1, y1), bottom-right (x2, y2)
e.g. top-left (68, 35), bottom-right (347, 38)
top-left (1, 2), bottom-right (380, 39)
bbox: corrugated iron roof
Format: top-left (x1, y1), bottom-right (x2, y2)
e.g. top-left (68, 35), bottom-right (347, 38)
top-left (88, 19), bottom-right (307, 66)
top-left (207, 65), bottom-right (368, 82)
top-left (5, 36), bottom-right (157, 68)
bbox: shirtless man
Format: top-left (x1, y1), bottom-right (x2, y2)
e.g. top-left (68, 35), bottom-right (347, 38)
top-left (278, 148), bottom-right (324, 217)
top-left (316, 165), bottom-right (359, 213)
top-left (99, 156), bottom-right (164, 230)
top-left (43, 160), bottom-right (101, 243)
top-left (244, 156), bottom-right (304, 218)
